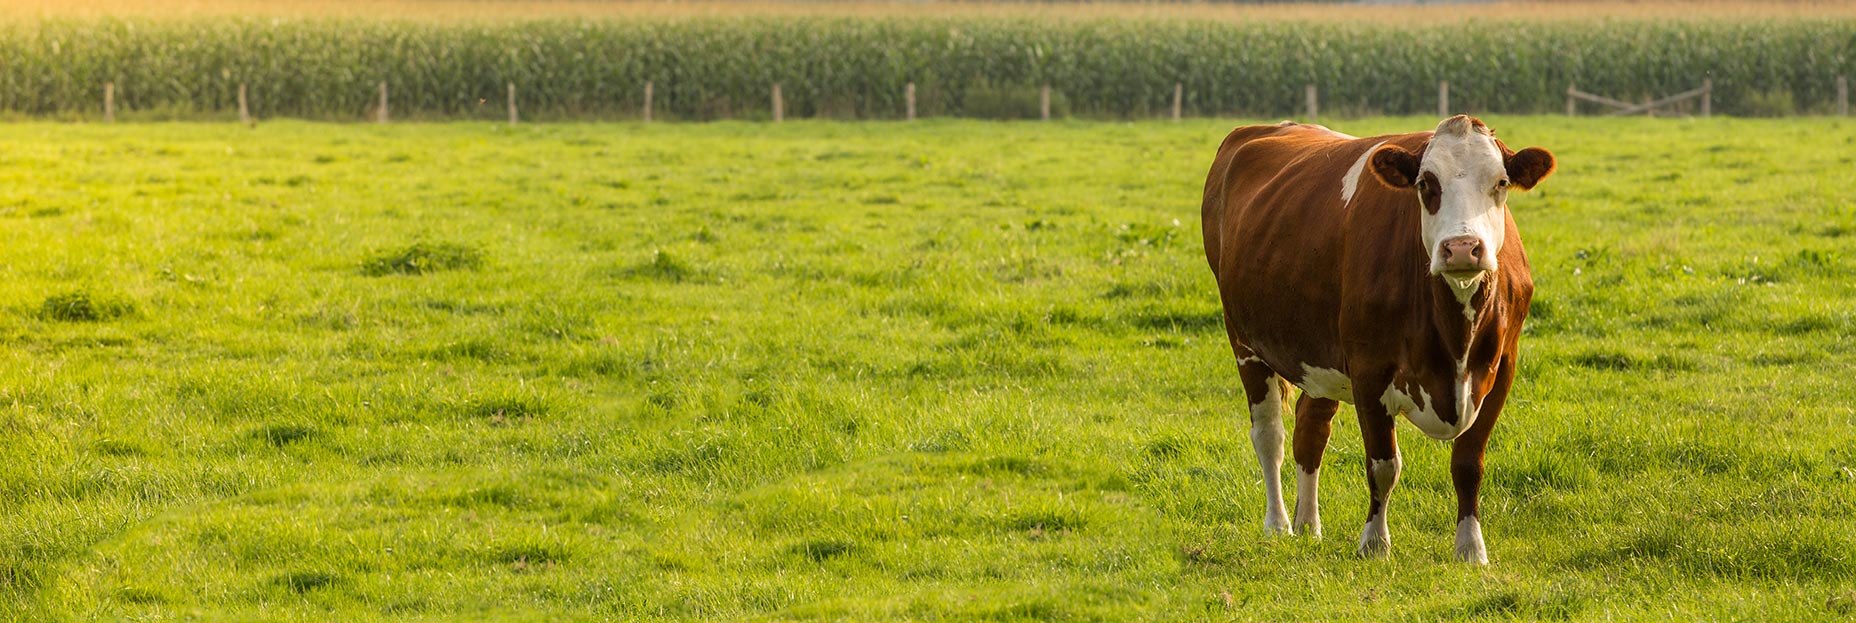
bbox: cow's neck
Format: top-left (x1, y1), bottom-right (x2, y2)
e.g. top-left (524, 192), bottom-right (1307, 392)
top-left (1429, 273), bottom-right (1496, 367)
top-left (1423, 268), bottom-right (1507, 435)
top-left (1440, 274), bottom-right (1495, 343)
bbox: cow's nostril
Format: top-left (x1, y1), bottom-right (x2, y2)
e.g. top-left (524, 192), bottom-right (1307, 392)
top-left (1440, 237), bottom-right (1484, 267)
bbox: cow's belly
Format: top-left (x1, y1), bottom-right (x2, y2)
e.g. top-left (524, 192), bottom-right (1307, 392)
top-left (1236, 334), bottom-right (1352, 403)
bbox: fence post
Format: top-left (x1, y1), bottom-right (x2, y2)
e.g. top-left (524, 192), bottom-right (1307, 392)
top-left (1644, 95), bottom-right (1654, 119)
top-left (104, 82), bottom-right (115, 123)
top-left (238, 82), bottom-right (250, 125)
top-left (1040, 85), bottom-right (1051, 121)
top-left (1305, 84), bottom-right (1317, 121)
top-left (1566, 83), bottom-right (1576, 117)
top-left (1172, 82), bottom-right (1183, 121)
top-left (1840, 76), bottom-right (1849, 117)
top-left (906, 82), bottom-right (916, 121)
top-left (1701, 78), bottom-right (1711, 118)
top-left (643, 81), bottom-right (653, 123)
top-left (377, 81), bottom-right (388, 124)
top-left (772, 83), bottom-right (783, 122)
top-left (507, 82), bottom-right (518, 125)
top-left (1438, 80), bottom-right (1449, 117)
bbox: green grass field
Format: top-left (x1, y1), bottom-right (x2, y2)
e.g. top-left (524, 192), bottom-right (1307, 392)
top-left (1, 116), bottom-right (1853, 621)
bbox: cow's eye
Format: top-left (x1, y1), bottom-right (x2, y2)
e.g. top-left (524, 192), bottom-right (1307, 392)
top-left (1496, 179), bottom-right (1510, 190)
top-left (1415, 180), bottom-right (1428, 193)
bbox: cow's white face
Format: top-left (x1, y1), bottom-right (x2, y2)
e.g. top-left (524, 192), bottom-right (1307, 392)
top-left (1416, 120), bottom-right (1508, 287)
top-left (1369, 116), bottom-right (1556, 292)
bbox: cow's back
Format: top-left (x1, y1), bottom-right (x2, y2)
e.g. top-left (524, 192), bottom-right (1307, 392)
top-left (1203, 125), bottom-right (1328, 268)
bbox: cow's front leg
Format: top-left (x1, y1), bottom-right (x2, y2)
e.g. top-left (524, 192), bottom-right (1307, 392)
top-left (1450, 433), bottom-right (1491, 565)
top-left (1355, 395), bottom-right (1401, 557)
top-left (1451, 358), bottom-right (1514, 565)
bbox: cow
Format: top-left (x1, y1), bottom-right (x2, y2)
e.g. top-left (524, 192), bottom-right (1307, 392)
top-left (1199, 115), bottom-right (1555, 564)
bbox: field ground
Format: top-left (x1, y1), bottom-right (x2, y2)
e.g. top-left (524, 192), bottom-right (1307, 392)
top-left (0, 116), bottom-right (1853, 621)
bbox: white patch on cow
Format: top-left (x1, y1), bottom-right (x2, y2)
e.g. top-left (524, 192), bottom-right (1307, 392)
top-left (1369, 456), bottom-right (1401, 497)
top-left (1297, 365), bottom-right (1353, 403)
top-left (1248, 379), bottom-right (1291, 535)
top-left (1293, 467), bottom-right (1321, 538)
top-left (1306, 123), bottom-right (1357, 140)
top-left (1453, 359), bottom-right (1481, 435)
top-left (1420, 117), bottom-right (1509, 277)
top-left (1382, 366), bottom-right (1483, 441)
top-left (1455, 516), bottom-right (1488, 565)
top-left (1356, 456), bottom-right (1400, 557)
top-left (1381, 382), bottom-right (1454, 440)
top-left (1233, 342), bottom-right (1264, 367)
top-left (1340, 140), bottom-right (1388, 206)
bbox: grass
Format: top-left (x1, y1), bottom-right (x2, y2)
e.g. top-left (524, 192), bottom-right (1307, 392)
top-left (4, 0), bottom-right (1853, 22)
top-left (0, 116), bottom-right (1852, 620)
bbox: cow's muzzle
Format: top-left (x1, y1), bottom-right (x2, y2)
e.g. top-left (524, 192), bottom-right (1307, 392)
top-left (1436, 235), bottom-right (1493, 276)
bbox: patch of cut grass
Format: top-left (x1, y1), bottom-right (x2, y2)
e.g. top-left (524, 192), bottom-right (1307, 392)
top-left (252, 424), bottom-right (315, 447)
top-left (360, 241), bottom-right (484, 276)
top-left (461, 395), bottom-right (550, 422)
top-left (272, 571), bottom-right (340, 594)
top-left (39, 290), bottom-right (134, 321)
top-left (622, 249), bottom-right (709, 283)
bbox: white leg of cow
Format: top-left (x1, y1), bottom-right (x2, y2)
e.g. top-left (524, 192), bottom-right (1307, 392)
top-left (1290, 395), bottom-right (1340, 539)
top-left (1293, 468), bottom-right (1321, 538)
top-left (1247, 376), bottom-right (1291, 535)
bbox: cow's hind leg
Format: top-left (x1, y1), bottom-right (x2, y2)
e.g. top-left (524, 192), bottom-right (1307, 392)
top-left (1291, 394), bottom-right (1341, 538)
top-left (1236, 351), bottom-right (1293, 535)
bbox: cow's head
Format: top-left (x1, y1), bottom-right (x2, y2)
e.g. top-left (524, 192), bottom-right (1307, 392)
top-left (1368, 115), bottom-right (1554, 289)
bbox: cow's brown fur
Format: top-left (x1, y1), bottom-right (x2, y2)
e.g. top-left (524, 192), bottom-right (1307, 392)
top-left (1201, 116), bottom-right (1548, 560)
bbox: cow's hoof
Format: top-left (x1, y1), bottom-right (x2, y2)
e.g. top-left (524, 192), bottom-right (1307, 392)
top-left (1455, 517), bottom-right (1488, 565)
top-left (1263, 512), bottom-right (1293, 536)
top-left (1294, 519), bottom-right (1322, 539)
top-left (1356, 523), bottom-right (1390, 557)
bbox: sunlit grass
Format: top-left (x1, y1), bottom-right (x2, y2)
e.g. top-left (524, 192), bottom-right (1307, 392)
top-left (1, 0), bottom-right (1851, 22)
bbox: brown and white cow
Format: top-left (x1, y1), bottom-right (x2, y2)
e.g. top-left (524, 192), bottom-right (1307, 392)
top-left (1199, 115), bottom-right (1555, 563)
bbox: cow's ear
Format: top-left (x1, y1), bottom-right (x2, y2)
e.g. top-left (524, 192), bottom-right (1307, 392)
top-left (1505, 147), bottom-right (1556, 191)
top-left (1370, 145), bottom-right (1421, 189)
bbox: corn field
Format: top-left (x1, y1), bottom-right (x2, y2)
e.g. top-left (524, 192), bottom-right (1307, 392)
top-left (0, 17), bottom-right (1850, 120)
